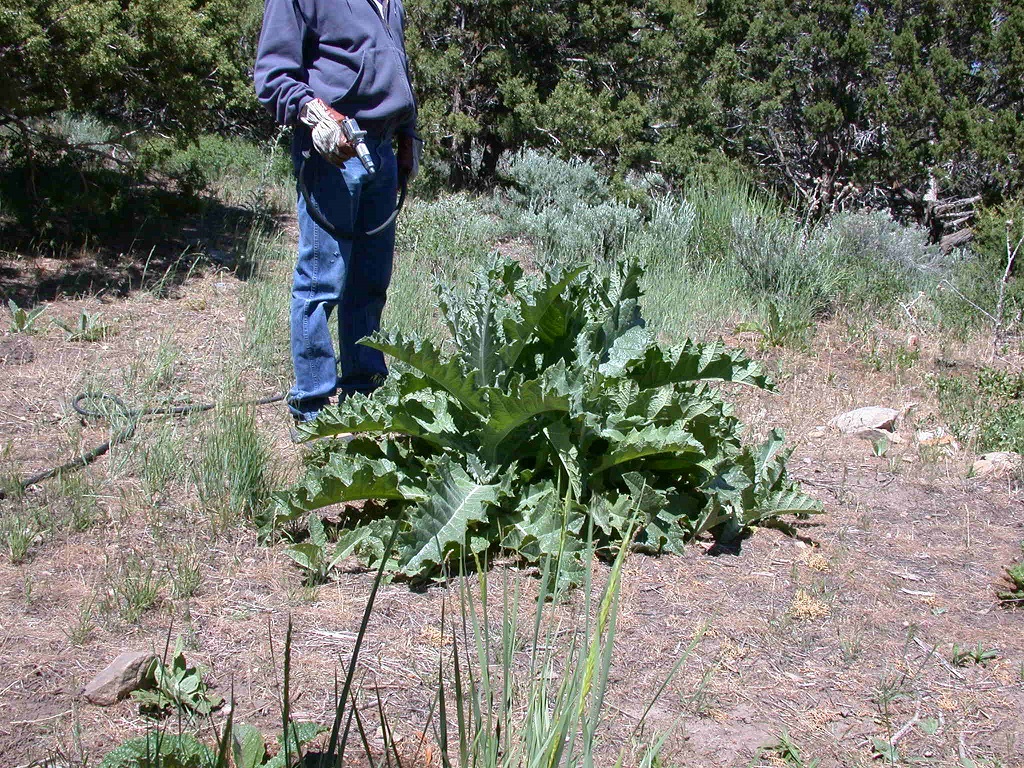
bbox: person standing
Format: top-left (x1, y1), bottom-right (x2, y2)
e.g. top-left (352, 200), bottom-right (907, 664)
top-left (254, 0), bottom-right (419, 428)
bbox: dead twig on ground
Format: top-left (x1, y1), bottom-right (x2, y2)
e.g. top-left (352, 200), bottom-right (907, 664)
top-left (913, 637), bottom-right (965, 681)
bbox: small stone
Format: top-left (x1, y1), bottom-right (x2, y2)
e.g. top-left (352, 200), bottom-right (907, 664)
top-left (82, 651), bottom-right (157, 706)
top-left (916, 427), bottom-right (957, 448)
top-left (855, 427), bottom-right (904, 444)
top-left (971, 452), bottom-right (1022, 478)
top-left (830, 407), bottom-right (900, 435)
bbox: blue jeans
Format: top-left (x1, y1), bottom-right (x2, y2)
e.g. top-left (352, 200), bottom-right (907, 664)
top-left (288, 135), bottom-right (397, 421)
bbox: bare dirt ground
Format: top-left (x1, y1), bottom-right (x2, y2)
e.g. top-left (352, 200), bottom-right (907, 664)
top-left (0, 255), bottom-right (1021, 767)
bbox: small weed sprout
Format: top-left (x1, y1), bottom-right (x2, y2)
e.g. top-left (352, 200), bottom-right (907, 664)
top-left (998, 562), bottom-right (1024, 605)
top-left (757, 730), bottom-right (821, 767)
top-left (140, 424), bottom-right (184, 501)
top-left (952, 642), bottom-right (998, 667)
top-left (285, 512), bottom-right (334, 585)
top-left (103, 553), bottom-right (164, 623)
top-left (790, 588), bottom-right (831, 620)
top-left (0, 507), bottom-right (49, 563)
top-left (7, 299), bottom-right (46, 333)
top-left (59, 471), bottom-right (100, 532)
top-left (53, 311), bottom-right (116, 342)
top-left (132, 638), bottom-right (222, 720)
top-left (63, 594), bottom-right (99, 646)
top-left (169, 538), bottom-right (204, 599)
top-left (193, 403), bottom-right (274, 532)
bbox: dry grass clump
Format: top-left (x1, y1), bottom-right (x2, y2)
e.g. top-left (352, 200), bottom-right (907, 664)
top-left (789, 589), bottom-right (831, 620)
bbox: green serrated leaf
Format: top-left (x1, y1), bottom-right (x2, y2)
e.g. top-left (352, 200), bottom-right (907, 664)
top-left (300, 382), bottom-right (470, 452)
top-left (362, 331), bottom-right (486, 413)
top-left (500, 264), bottom-right (587, 372)
top-left (544, 420), bottom-right (583, 499)
top-left (328, 518), bottom-right (397, 569)
top-left (398, 457), bottom-right (505, 575)
top-left (594, 423), bottom-right (705, 474)
top-left (479, 366), bottom-right (572, 463)
top-left (749, 489), bottom-right (824, 521)
top-left (503, 483), bottom-right (584, 563)
top-left (628, 338), bottom-right (774, 390)
top-left (274, 449), bottom-right (427, 525)
top-left (597, 324), bottom-right (655, 378)
top-left (588, 493), bottom-right (633, 537)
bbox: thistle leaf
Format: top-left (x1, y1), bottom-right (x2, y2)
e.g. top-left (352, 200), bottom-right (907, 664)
top-left (362, 331), bottom-right (486, 414)
top-left (398, 457), bottom-right (507, 576)
top-left (627, 338), bottom-right (774, 390)
top-left (594, 423), bottom-right (705, 474)
top-left (274, 448), bottom-right (427, 525)
top-left (303, 383), bottom-right (471, 452)
top-left (500, 264), bottom-right (587, 372)
top-left (479, 365), bottom-right (572, 463)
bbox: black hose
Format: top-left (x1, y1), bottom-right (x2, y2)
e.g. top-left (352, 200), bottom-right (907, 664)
top-left (0, 391), bottom-right (285, 501)
top-left (298, 154), bottom-right (407, 240)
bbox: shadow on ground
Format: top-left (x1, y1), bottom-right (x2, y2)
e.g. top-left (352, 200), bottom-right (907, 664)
top-left (0, 159), bottom-right (281, 305)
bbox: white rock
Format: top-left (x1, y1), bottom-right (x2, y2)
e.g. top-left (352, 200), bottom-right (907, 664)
top-left (971, 452), bottom-right (1022, 478)
top-left (830, 407), bottom-right (900, 435)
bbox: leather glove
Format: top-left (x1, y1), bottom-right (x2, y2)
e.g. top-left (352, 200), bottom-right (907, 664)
top-left (300, 98), bottom-right (356, 167)
top-left (397, 133), bottom-right (422, 181)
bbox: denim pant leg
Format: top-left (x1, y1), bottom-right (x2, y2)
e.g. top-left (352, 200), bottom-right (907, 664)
top-left (338, 140), bottom-right (397, 396)
top-left (288, 139), bottom-right (397, 419)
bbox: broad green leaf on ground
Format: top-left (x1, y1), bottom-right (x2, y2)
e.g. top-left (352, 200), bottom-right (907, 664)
top-left (101, 733), bottom-right (213, 768)
top-left (273, 448), bottom-right (427, 526)
top-left (398, 457), bottom-right (508, 576)
top-left (232, 724), bottom-right (266, 768)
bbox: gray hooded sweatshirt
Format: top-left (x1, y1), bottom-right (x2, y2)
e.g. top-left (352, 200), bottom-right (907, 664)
top-left (253, 0), bottom-right (417, 136)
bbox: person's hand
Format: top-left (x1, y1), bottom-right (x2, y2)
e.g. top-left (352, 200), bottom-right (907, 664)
top-left (300, 98), bottom-right (356, 166)
top-left (397, 133), bottom-right (421, 181)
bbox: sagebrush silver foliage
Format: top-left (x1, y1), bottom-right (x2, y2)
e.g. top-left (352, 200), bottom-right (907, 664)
top-left (501, 149), bottom-right (612, 213)
top-left (499, 150), bottom-right (643, 266)
top-left (829, 210), bottom-right (943, 277)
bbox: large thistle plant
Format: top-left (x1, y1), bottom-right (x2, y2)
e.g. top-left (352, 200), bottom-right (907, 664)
top-left (273, 256), bottom-right (821, 588)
